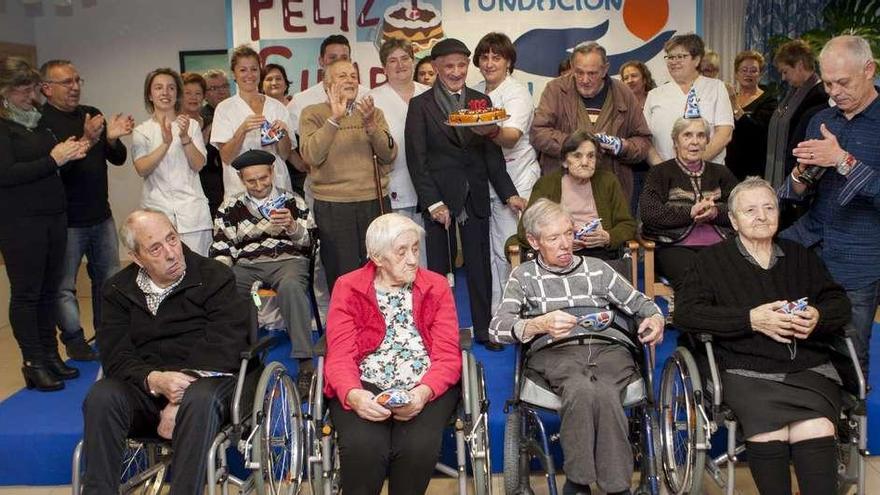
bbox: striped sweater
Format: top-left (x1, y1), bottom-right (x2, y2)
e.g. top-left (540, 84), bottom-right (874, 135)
top-left (210, 190), bottom-right (313, 266)
top-left (490, 256), bottom-right (661, 344)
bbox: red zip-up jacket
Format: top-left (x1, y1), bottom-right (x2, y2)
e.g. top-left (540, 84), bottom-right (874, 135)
top-left (323, 262), bottom-right (462, 409)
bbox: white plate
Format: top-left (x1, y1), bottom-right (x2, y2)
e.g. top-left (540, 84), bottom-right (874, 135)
top-left (445, 115), bottom-right (510, 127)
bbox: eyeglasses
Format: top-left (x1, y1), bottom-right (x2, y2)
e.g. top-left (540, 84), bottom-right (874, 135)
top-left (44, 77), bottom-right (84, 88)
top-left (9, 83), bottom-right (39, 95)
top-left (207, 83), bottom-right (230, 92)
top-left (737, 67), bottom-right (761, 75)
top-left (664, 54), bottom-right (692, 62)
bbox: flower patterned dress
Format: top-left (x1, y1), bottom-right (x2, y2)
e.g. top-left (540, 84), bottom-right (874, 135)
top-left (359, 285), bottom-right (431, 390)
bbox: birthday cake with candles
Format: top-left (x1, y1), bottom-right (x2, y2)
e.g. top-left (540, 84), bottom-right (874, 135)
top-left (448, 99), bottom-right (508, 125)
top-left (380, 2), bottom-right (444, 56)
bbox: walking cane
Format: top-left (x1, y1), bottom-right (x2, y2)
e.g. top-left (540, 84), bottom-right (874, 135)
top-left (372, 154), bottom-right (386, 215)
top-left (445, 223), bottom-right (455, 288)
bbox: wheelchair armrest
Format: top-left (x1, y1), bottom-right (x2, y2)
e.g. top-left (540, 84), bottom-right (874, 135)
top-left (240, 334), bottom-right (279, 361)
top-left (313, 335), bottom-right (327, 357)
top-left (459, 328), bottom-right (473, 351)
top-left (703, 339), bottom-right (723, 408)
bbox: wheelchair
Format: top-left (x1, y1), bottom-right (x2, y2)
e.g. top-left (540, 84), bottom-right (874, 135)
top-left (658, 333), bottom-right (868, 495)
top-left (71, 333), bottom-right (306, 495)
top-left (502, 312), bottom-right (662, 495)
top-left (306, 328), bottom-right (493, 495)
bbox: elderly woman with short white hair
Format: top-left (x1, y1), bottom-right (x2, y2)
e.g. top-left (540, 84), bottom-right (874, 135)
top-left (323, 213), bottom-right (461, 495)
top-left (675, 177), bottom-right (851, 495)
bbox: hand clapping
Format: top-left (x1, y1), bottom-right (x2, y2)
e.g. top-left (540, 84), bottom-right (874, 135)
top-left (50, 136), bottom-right (89, 166)
top-left (356, 95), bottom-right (377, 135)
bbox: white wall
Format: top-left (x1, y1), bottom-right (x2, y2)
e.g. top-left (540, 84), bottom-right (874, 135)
top-left (0, 0), bottom-right (36, 45)
top-left (33, 0), bottom-right (227, 240)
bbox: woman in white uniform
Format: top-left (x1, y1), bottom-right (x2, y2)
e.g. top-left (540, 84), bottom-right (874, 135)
top-left (211, 45), bottom-right (294, 199)
top-left (368, 38), bottom-right (430, 264)
top-left (132, 68), bottom-right (212, 255)
top-left (644, 33), bottom-right (734, 165)
top-left (472, 32), bottom-right (540, 311)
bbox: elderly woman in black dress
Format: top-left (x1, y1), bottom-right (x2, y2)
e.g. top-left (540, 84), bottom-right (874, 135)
top-left (675, 177), bottom-right (851, 495)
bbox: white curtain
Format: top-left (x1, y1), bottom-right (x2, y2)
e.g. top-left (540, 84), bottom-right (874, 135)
top-left (702, 0), bottom-right (747, 85)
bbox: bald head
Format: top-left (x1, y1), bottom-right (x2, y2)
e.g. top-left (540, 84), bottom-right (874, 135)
top-left (820, 35), bottom-right (874, 68)
top-left (121, 209), bottom-right (187, 287)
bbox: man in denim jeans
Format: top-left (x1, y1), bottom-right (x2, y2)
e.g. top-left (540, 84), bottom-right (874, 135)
top-left (39, 59), bottom-right (133, 360)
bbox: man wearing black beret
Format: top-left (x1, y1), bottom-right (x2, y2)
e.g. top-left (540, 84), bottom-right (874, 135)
top-left (210, 149), bottom-right (316, 393)
top-left (405, 38), bottom-right (526, 350)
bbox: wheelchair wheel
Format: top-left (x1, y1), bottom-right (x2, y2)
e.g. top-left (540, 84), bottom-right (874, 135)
top-left (468, 356), bottom-right (493, 495)
top-left (503, 405), bottom-right (528, 495)
top-left (72, 439), bottom-right (170, 495)
top-left (659, 348), bottom-right (706, 495)
top-left (252, 362), bottom-right (305, 495)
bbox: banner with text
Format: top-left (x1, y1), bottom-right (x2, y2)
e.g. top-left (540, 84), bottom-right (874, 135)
top-left (229, 0), bottom-right (700, 98)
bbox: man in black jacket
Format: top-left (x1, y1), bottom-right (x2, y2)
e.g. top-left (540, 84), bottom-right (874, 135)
top-left (39, 59), bottom-right (134, 361)
top-left (81, 209), bottom-right (250, 495)
top-left (405, 38), bottom-right (525, 350)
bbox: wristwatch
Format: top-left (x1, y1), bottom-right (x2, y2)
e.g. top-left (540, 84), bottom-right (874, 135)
top-left (836, 152), bottom-right (857, 176)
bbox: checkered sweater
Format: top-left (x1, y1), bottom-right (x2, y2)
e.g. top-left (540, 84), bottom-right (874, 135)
top-left (210, 192), bottom-right (312, 266)
top-left (490, 256), bottom-right (661, 344)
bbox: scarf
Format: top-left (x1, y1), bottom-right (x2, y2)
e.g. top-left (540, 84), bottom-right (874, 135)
top-left (764, 74), bottom-right (820, 187)
top-left (3, 98), bottom-right (41, 130)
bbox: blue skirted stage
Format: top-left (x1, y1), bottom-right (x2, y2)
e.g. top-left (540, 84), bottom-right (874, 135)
top-left (0, 267), bottom-right (877, 485)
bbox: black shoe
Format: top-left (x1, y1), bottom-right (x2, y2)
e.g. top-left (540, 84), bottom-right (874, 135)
top-left (45, 354), bottom-right (80, 380)
top-left (481, 341), bottom-right (505, 352)
top-left (562, 480), bottom-right (592, 495)
top-left (22, 362), bottom-right (65, 391)
top-left (64, 337), bottom-right (98, 361)
top-left (296, 370), bottom-right (314, 402)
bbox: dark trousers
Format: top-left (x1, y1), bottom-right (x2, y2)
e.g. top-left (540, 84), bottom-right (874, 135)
top-left (314, 197), bottom-right (390, 293)
top-left (329, 384), bottom-right (460, 495)
top-left (82, 376), bottom-right (246, 495)
top-left (655, 245), bottom-right (705, 291)
top-left (0, 213), bottom-right (67, 362)
top-left (424, 212), bottom-right (492, 340)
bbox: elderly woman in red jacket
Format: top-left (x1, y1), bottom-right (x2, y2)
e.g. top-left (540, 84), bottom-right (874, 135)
top-left (324, 212), bottom-right (462, 495)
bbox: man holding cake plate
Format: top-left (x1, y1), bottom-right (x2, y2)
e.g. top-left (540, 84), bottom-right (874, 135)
top-left (405, 38), bottom-right (526, 351)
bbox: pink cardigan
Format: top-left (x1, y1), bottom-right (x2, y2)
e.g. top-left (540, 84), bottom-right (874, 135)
top-left (323, 262), bottom-right (462, 408)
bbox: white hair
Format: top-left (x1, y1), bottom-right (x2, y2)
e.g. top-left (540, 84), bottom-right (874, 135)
top-left (365, 213), bottom-right (425, 260)
top-left (522, 198), bottom-right (570, 238)
top-left (119, 208), bottom-right (175, 252)
top-left (728, 176), bottom-right (778, 213)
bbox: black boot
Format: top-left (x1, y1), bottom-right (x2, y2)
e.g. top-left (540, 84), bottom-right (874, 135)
top-left (45, 352), bottom-right (80, 380)
top-left (22, 362), bottom-right (65, 391)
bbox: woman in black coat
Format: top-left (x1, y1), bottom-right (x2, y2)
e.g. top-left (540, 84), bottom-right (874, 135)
top-left (0, 57), bottom-right (88, 391)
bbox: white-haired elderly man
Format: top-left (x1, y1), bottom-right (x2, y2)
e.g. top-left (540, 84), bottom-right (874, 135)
top-left (490, 198), bottom-right (664, 495)
top-left (780, 35), bottom-right (880, 375)
top-left (82, 209), bottom-right (251, 494)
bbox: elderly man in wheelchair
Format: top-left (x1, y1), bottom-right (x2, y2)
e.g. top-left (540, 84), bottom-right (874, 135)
top-left (671, 177), bottom-right (863, 495)
top-left (77, 209), bottom-right (305, 495)
top-left (490, 198), bottom-right (665, 495)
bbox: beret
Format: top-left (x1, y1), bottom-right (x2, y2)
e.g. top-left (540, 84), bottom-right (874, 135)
top-left (231, 149), bottom-right (275, 170)
top-left (431, 38), bottom-right (471, 58)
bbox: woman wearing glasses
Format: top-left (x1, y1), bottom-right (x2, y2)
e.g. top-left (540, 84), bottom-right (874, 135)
top-left (644, 33), bottom-right (734, 165)
top-left (0, 57), bottom-right (89, 391)
top-left (725, 51), bottom-right (778, 180)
